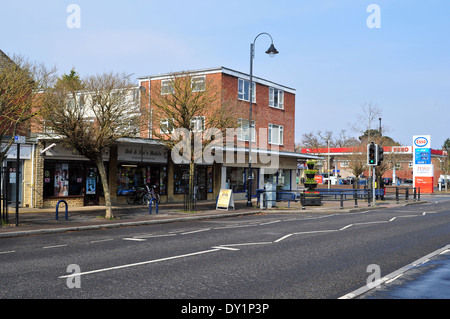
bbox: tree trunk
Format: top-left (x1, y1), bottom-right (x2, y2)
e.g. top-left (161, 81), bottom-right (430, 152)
top-left (188, 161), bottom-right (195, 212)
top-left (95, 157), bottom-right (113, 219)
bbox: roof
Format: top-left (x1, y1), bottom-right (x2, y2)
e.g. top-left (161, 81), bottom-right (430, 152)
top-left (138, 66), bottom-right (296, 94)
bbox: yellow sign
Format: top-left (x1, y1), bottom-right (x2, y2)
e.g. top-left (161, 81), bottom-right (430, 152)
top-left (216, 189), bottom-right (234, 210)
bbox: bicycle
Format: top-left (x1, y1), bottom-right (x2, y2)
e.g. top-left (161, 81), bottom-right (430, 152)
top-left (126, 185), bottom-right (160, 205)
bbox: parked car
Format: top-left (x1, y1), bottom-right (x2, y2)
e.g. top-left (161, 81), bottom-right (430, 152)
top-left (399, 179), bottom-right (413, 186)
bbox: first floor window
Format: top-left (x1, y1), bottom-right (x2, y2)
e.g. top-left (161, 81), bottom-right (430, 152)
top-left (190, 116), bottom-right (205, 132)
top-left (268, 123), bottom-right (283, 145)
top-left (238, 78), bottom-right (256, 102)
top-left (160, 118), bottom-right (174, 134)
top-left (237, 118), bottom-right (255, 141)
top-left (269, 87), bottom-right (284, 109)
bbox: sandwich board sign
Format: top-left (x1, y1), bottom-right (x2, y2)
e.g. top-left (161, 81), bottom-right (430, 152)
top-left (216, 189), bottom-right (235, 210)
top-left (413, 135), bottom-right (434, 193)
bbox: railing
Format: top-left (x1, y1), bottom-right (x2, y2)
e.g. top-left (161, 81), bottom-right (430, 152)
top-left (257, 186), bottom-right (420, 210)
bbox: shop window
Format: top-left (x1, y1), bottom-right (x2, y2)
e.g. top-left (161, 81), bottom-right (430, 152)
top-left (117, 165), bottom-right (167, 195)
top-left (173, 165), bottom-right (213, 196)
top-left (43, 162), bottom-right (85, 197)
top-left (226, 167), bottom-right (258, 194)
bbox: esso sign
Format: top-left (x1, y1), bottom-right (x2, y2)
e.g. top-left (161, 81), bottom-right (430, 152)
top-left (414, 137), bottom-right (429, 148)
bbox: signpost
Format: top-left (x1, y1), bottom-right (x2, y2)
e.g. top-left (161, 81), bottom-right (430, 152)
top-left (14, 136), bottom-right (25, 226)
top-left (413, 135), bottom-right (434, 193)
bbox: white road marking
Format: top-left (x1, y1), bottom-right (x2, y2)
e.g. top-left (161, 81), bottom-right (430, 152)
top-left (43, 244), bottom-right (68, 249)
top-left (91, 238), bottom-right (113, 243)
top-left (181, 228), bottom-right (211, 235)
top-left (123, 238), bottom-right (146, 242)
top-left (0, 250), bottom-right (15, 254)
top-left (59, 248), bottom-right (221, 279)
top-left (259, 220), bottom-right (281, 226)
top-left (293, 230), bottom-right (337, 235)
top-left (135, 234), bottom-right (176, 239)
top-left (212, 246), bottom-right (240, 251)
top-left (274, 234), bottom-right (293, 243)
top-left (339, 224), bottom-right (353, 231)
top-left (222, 242), bottom-right (273, 247)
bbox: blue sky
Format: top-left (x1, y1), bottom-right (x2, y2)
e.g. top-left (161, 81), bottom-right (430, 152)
top-left (1, 0), bottom-right (449, 148)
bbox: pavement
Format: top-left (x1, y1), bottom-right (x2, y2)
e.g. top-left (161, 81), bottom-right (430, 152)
top-left (0, 195), bottom-right (428, 238)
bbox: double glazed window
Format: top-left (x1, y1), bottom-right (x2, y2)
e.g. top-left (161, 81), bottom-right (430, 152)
top-left (268, 123), bottom-right (284, 145)
top-left (238, 78), bottom-right (256, 102)
top-left (269, 87), bottom-right (284, 109)
top-left (237, 118), bottom-right (255, 142)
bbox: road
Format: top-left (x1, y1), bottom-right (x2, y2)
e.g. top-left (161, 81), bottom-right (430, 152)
top-left (0, 198), bottom-right (449, 303)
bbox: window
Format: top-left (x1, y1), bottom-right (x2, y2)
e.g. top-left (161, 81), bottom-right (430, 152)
top-left (269, 87), bottom-right (284, 109)
top-left (161, 80), bottom-right (175, 95)
top-left (238, 78), bottom-right (256, 102)
top-left (160, 118), bottom-right (174, 134)
top-left (268, 123), bottom-right (283, 145)
top-left (192, 76), bottom-right (206, 92)
top-left (237, 118), bottom-right (255, 142)
top-left (190, 116), bottom-right (205, 132)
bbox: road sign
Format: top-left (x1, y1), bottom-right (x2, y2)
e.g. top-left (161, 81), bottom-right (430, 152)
top-left (14, 136), bottom-right (25, 144)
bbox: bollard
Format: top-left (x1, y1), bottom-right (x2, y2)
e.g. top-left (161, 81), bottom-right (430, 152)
top-left (56, 200), bottom-right (68, 220)
top-left (395, 187), bottom-right (399, 204)
top-left (149, 198), bottom-right (158, 215)
top-left (340, 191), bottom-right (344, 209)
top-left (354, 189), bottom-right (358, 208)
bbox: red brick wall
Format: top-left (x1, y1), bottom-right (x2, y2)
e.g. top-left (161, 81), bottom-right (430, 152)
top-left (221, 73), bottom-right (295, 152)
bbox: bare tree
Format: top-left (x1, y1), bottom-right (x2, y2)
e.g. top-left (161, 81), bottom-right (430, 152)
top-left (42, 70), bottom-right (141, 218)
top-left (350, 102), bottom-right (383, 142)
top-left (149, 71), bottom-right (239, 211)
top-left (0, 52), bottom-right (56, 162)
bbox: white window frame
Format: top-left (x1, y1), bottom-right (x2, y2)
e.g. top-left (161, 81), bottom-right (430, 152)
top-left (268, 123), bottom-right (284, 145)
top-left (191, 76), bottom-right (206, 92)
top-left (160, 118), bottom-right (174, 134)
top-left (237, 118), bottom-right (256, 142)
top-left (190, 116), bottom-right (205, 132)
top-left (161, 79), bottom-right (175, 95)
top-left (238, 78), bottom-right (256, 103)
top-left (269, 87), bottom-right (284, 109)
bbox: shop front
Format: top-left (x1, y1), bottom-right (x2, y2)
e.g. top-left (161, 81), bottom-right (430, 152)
top-left (221, 149), bottom-right (306, 201)
top-left (115, 140), bottom-right (168, 204)
top-left (1, 143), bottom-right (32, 208)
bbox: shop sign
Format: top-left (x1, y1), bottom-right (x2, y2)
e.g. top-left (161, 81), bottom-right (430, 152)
top-left (4, 144), bottom-right (32, 159)
top-left (216, 189), bottom-right (235, 211)
top-left (413, 135), bottom-right (433, 193)
top-left (118, 144), bottom-right (168, 163)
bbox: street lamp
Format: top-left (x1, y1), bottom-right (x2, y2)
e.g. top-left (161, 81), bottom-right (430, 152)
top-left (247, 32), bottom-right (279, 207)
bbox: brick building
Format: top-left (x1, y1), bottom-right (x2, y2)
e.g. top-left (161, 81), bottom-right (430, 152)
top-left (3, 64), bottom-right (318, 208)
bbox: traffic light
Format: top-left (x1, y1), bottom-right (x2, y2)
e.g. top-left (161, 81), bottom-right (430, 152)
top-left (367, 142), bottom-right (378, 166)
top-left (377, 146), bottom-right (384, 166)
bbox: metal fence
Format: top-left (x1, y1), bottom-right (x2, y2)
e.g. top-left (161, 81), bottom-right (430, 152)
top-left (256, 186), bottom-right (421, 210)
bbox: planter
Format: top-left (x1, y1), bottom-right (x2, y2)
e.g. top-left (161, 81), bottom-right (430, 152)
top-left (302, 160), bottom-right (322, 206)
top-left (303, 182), bottom-right (318, 189)
top-left (304, 193), bottom-right (322, 206)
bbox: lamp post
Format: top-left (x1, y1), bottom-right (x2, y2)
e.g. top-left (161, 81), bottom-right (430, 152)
top-left (247, 32), bottom-right (279, 207)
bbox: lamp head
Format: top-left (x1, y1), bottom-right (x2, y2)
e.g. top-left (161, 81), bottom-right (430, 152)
top-left (265, 43), bottom-right (279, 57)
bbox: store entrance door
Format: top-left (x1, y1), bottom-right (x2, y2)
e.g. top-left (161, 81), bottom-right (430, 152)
top-left (196, 166), bottom-right (207, 200)
top-left (6, 161), bottom-right (23, 207)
